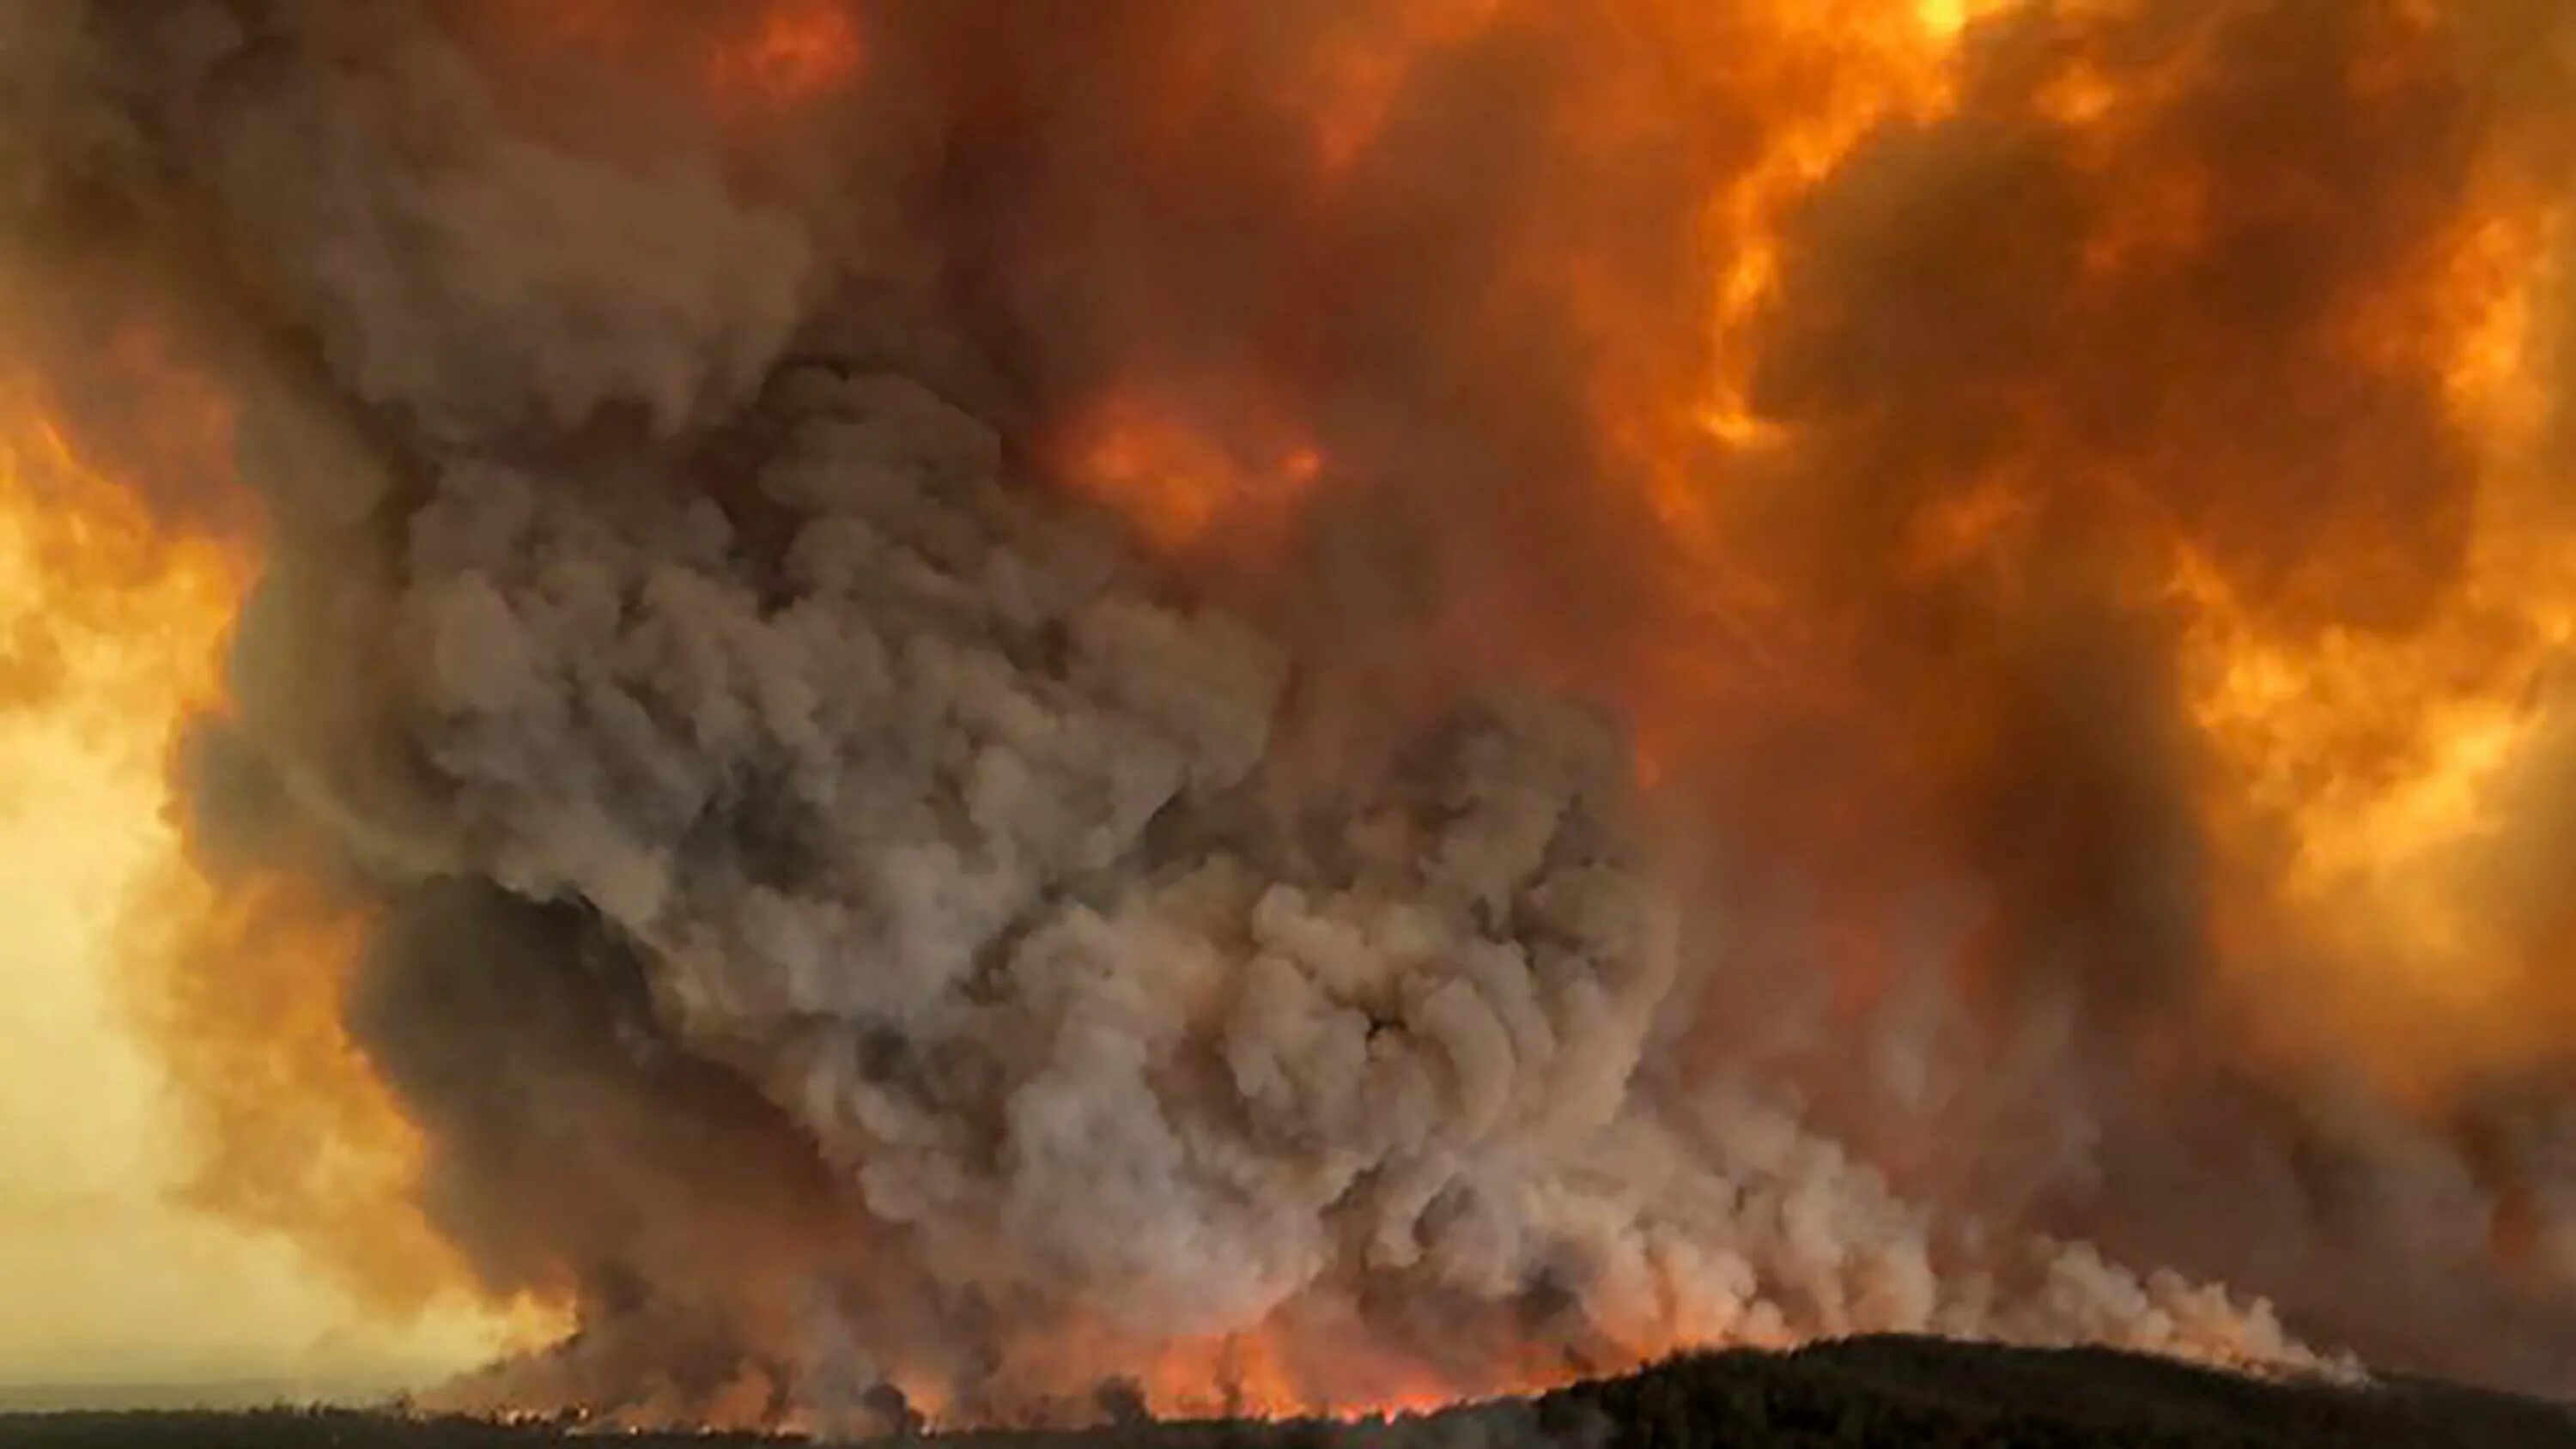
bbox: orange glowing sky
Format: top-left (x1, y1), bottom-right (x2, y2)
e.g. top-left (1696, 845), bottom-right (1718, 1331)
top-left (2, 0), bottom-right (2573, 1413)
top-left (0, 380), bottom-right (530, 1402)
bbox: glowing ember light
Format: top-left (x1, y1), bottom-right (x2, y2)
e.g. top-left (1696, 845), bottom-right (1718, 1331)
top-left (2154, 169), bottom-right (2574, 1099)
top-left (1686, 3), bottom-right (1977, 475)
top-left (483, 0), bottom-right (865, 116)
top-left (1296, 0), bottom-right (1507, 181)
top-left (710, 0), bottom-right (864, 108)
top-left (1060, 392), bottom-right (1326, 555)
top-left (1914, 0), bottom-right (2016, 42)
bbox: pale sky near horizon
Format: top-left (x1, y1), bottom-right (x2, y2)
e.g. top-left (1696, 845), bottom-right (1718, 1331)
top-left (0, 373), bottom-right (544, 1405)
top-left (0, 655), bottom-right (508, 1404)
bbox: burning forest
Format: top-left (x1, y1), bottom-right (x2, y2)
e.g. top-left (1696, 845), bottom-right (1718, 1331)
top-left (3, 0), bottom-right (2575, 1434)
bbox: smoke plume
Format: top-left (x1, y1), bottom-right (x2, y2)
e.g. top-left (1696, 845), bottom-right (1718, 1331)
top-left (4, 0), bottom-right (2575, 1428)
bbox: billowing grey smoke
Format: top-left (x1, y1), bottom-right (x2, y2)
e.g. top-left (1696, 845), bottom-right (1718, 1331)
top-left (229, 358), bottom-right (2304, 1421)
top-left (18, 0), bottom-right (2576, 1428)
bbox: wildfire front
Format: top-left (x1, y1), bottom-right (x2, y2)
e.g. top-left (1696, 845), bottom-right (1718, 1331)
top-left (3, 0), bottom-right (2575, 1434)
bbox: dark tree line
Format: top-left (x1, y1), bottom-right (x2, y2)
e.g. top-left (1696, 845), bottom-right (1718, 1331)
top-left (6, 1337), bottom-right (2574, 1449)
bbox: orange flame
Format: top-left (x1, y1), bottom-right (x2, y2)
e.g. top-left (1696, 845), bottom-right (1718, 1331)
top-left (1048, 0), bottom-right (2576, 1121)
top-left (0, 370), bottom-right (246, 720)
top-left (0, 345), bottom-right (551, 1351)
top-left (1060, 391), bottom-right (1326, 556)
top-left (709, 0), bottom-right (865, 110)
top-left (482, 0), bottom-right (866, 117)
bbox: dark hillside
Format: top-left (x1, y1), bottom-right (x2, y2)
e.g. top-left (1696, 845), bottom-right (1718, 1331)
top-left (5, 1337), bottom-right (2572, 1449)
top-left (1545, 1337), bottom-right (2576, 1447)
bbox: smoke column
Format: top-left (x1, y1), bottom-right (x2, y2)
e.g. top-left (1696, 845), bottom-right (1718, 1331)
top-left (3, 0), bottom-right (2574, 1427)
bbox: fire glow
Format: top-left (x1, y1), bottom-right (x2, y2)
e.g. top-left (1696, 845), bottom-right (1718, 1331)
top-left (710, 1), bottom-right (864, 109)
top-left (5, 0), bottom-right (2576, 1432)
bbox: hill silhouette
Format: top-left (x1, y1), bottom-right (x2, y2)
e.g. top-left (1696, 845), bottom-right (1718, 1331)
top-left (3, 1337), bottom-right (2572, 1448)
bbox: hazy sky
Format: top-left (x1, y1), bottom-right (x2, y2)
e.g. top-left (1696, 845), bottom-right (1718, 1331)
top-left (0, 699), bottom-right (513, 1402)
top-left (0, 413), bottom-right (525, 1405)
